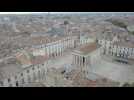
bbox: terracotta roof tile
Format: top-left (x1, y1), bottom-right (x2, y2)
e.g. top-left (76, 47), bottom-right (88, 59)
top-left (31, 55), bottom-right (48, 65)
top-left (74, 42), bottom-right (100, 55)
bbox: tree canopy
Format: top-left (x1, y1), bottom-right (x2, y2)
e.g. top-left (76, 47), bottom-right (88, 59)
top-left (64, 20), bottom-right (69, 25)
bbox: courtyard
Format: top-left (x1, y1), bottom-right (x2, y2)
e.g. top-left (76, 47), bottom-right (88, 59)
top-left (90, 55), bottom-right (134, 84)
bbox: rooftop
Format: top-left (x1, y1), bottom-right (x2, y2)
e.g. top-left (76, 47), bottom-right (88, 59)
top-left (73, 42), bottom-right (100, 55)
top-left (31, 55), bottom-right (48, 65)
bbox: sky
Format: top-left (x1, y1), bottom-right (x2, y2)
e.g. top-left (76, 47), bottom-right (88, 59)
top-left (0, 12), bottom-right (133, 14)
top-left (0, 12), bottom-right (45, 14)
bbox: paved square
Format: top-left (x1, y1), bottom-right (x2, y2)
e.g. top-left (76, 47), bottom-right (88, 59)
top-left (90, 58), bottom-right (134, 84)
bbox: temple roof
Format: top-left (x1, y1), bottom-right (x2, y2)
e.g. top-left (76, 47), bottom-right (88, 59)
top-left (73, 42), bottom-right (100, 55)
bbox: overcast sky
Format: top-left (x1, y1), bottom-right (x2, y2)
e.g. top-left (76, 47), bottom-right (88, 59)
top-left (0, 12), bottom-right (133, 14)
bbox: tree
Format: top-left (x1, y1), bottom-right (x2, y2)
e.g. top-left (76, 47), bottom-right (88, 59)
top-left (122, 82), bottom-right (134, 87)
top-left (64, 20), bottom-right (69, 25)
top-left (106, 19), bottom-right (127, 29)
top-left (122, 83), bottom-right (130, 87)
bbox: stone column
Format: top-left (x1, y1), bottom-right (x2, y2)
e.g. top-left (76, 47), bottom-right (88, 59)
top-left (64, 40), bottom-right (65, 50)
top-left (80, 56), bottom-right (82, 66)
top-left (68, 39), bottom-right (70, 48)
top-left (49, 46), bottom-right (51, 58)
top-left (67, 39), bottom-right (69, 49)
top-left (59, 41), bottom-right (61, 56)
top-left (67, 39), bottom-right (68, 48)
top-left (50, 45), bottom-right (53, 58)
top-left (62, 42), bottom-right (63, 53)
top-left (61, 47), bottom-right (63, 56)
top-left (72, 39), bottom-right (73, 48)
top-left (54, 45), bottom-right (56, 58)
top-left (59, 47), bottom-right (61, 56)
top-left (53, 45), bottom-right (56, 58)
top-left (66, 39), bottom-right (67, 49)
top-left (78, 56), bottom-right (81, 66)
top-left (66, 39), bottom-right (68, 49)
top-left (87, 57), bottom-right (89, 65)
top-left (79, 56), bottom-right (81, 66)
top-left (62, 40), bottom-right (64, 51)
top-left (76, 55), bottom-right (78, 65)
top-left (82, 56), bottom-right (84, 66)
top-left (55, 44), bottom-right (57, 57)
top-left (73, 55), bottom-right (75, 65)
top-left (52, 45), bottom-right (54, 58)
top-left (77, 55), bottom-right (79, 65)
top-left (64, 40), bottom-right (67, 50)
top-left (84, 57), bottom-right (86, 66)
top-left (69, 39), bottom-right (71, 47)
top-left (84, 56), bottom-right (86, 66)
top-left (56, 44), bottom-right (58, 57)
top-left (70, 39), bottom-right (72, 48)
top-left (44, 46), bottom-right (46, 56)
top-left (57, 44), bottom-right (58, 57)
top-left (75, 55), bottom-right (77, 65)
top-left (73, 55), bottom-right (75, 64)
top-left (78, 56), bottom-right (79, 66)
top-left (65, 40), bottom-right (67, 49)
top-left (68, 40), bottom-right (70, 48)
top-left (64, 41), bottom-right (66, 52)
top-left (74, 55), bottom-right (76, 65)
top-left (77, 56), bottom-right (79, 66)
top-left (56, 43), bottom-right (59, 56)
top-left (47, 47), bottom-right (49, 58)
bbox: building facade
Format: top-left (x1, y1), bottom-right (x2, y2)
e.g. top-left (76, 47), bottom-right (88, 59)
top-left (0, 35), bottom-right (94, 87)
top-left (72, 42), bottom-right (101, 79)
top-left (98, 36), bottom-right (134, 64)
top-left (0, 60), bottom-right (51, 87)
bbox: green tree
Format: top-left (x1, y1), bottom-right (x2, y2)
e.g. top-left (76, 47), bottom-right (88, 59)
top-left (64, 20), bottom-right (69, 25)
top-left (106, 19), bottom-right (127, 29)
top-left (122, 83), bottom-right (130, 87)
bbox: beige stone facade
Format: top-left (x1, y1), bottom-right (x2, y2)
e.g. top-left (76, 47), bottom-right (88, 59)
top-left (72, 42), bottom-right (101, 79)
top-left (0, 35), bottom-right (93, 87)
